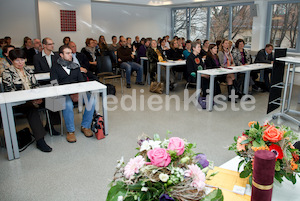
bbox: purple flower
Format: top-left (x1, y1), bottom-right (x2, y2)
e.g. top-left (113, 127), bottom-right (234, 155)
top-left (194, 154), bottom-right (209, 168)
top-left (159, 194), bottom-right (175, 201)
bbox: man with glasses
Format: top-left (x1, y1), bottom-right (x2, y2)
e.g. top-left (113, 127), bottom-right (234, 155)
top-left (33, 37), bottom-right (59, 73)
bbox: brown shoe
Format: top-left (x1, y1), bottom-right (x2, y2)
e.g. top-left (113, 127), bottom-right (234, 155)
top-left (81, 126), bottom-right (93, 137)
top-left (66, 132), bottom-right (77, 143)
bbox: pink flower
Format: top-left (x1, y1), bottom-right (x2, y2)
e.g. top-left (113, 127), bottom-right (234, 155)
top-left (237, 136), bottom-right (248, 151)
top-left (124, 156), bottom-right (145, 179)
top-left (146, 148), bottom-right (171, 167)
top-left (184, 164), bottom-right (206, 191)
top-left (168, 137), bottom-right (185, 156)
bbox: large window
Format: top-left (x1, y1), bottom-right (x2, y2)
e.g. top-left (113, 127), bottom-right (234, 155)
top-left (232, 5), bottom-right (253, 46)
top-left (269, 2), bottom-right (299, 49)
top-left (209, 6), bottom-right (229, 42)
top-left (190, 8), bottom-right (207, 41)
top-left (173, 9), bottom-right (187, 39)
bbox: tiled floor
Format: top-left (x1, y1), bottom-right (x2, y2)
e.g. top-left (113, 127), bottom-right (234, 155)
top-left (0, 79), bottom-right (299, 201)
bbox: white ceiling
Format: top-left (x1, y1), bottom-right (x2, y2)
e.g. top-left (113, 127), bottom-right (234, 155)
top-left (91, 0), bottom-right (255, 7)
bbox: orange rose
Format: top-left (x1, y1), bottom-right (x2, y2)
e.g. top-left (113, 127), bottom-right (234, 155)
top-left (248, 121), bottom-right (256, 127)
top-left (263, 126), bottom-right (283, 142)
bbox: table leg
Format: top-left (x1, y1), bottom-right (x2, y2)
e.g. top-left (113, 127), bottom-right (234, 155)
top-left (166, 66), bottom-right (170, 95)
top-left (243, 71), bottom-right (250, 95)
top-left (196, 72), bottom-right (201, 102)
top-left (147, 61), bottom-right (150, 85)
top-left (6, 103), bottom-right (20, 159)
top-left (141, 59), bottom-right (144, 83)
top-left (286, 63), bottom-right (295, 111)
top-left (102, 89), bottom-right (108, 135)
top-left (208, 75), bottom-right (215, 112)
top-left (157, 64), bottom-right (161, 82)
top-left (0, 104), bottom-right (14, 160)
top-left (281, 63), bottom-right (291, 113)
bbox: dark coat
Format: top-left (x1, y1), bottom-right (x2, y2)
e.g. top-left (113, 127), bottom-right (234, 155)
top-left (186, 53), bottom-right (204, 82)
top-left (254, 49), bottom-right (274, 64)
top-left (33, 52), bottom-right (59, 73)
top-left (166, 48), bottom-right (184, 60)
top-left (50, 62), bottom-right (85, 85)
top-left (205, 55), bottom-right (221, 69)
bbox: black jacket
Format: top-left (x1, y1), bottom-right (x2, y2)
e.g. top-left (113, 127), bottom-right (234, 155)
top-left (205, 55), bottom-right (221, 69)
top-left (50, 62), bottom-right (85, 85)
top-left (33, 52), bottom-right (59, 73)
top-left (166, 48), bottom-right (184, 60)
top-left (254, 49), bottom-right (274, 64)
top-left (186, 53), bottom-right (204, 82)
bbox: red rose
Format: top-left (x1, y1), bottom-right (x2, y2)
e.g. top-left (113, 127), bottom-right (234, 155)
top-left (263, 126), bottom-right (283, 142)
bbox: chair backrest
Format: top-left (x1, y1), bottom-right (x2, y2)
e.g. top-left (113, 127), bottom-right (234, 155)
top-left (97, 56), bottom-right (113, 73)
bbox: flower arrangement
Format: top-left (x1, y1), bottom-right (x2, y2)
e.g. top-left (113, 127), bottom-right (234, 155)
top-left (228, 121), bottom-right (300, 185)
top-left (106, 133), bottom-right (223, 201)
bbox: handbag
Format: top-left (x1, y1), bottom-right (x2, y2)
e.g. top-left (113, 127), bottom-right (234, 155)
top-left (17, 127), bottom-right (34, 152)
top-left (150, 81), bottom-right (164, 94)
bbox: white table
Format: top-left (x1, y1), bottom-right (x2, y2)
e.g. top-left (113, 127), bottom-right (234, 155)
top-left (196, 63), bottom-right (273, 111)
top-left (220, 156), bottom-right (300, 200)
top-left (157, 60), bottom-right (186, 95)
top-left (140, 57), bottom-right (150, 85)
top-left (2, 81), bottom-right (108, 160)
top-left (34, 72), bottom-right (50, 81)
top-left (272, 57), bottom-right (300, 126)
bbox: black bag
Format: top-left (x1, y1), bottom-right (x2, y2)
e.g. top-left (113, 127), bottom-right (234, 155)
top-left (17, 127), bottom-right (34, 152)
top-left (106, 83), bottom-right (116, 95)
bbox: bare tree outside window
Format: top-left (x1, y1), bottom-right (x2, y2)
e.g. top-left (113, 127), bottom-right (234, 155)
top-left (190, 8), bottom-right (207, 41)
top-left (174, 9), bottom-right (187, 39)
top-left (270, 3), bottom-right (299, 49)
top-left (232, 5), bottom-right (253, 46)
top-left (209, 6), bottom-right (229, 42)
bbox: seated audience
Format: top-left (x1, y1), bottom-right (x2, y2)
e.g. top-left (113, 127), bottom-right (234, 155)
top-left (188, 42), bottom-right (220, 97)
top-left (81, 38), bottom-right (99, 73)
top-left (137, 38), bottom-right (150, 63)
top-left (254, 44), bottom-right (274, 91)
top-left (231, 39), bottom-right (252, 91)
top-left (183, 40), bottom-right (192, 59)
top-left (108, 35), bottom-right (120, 62)
top-left (200, 40), bottom-right (209, 58)
top-left (50, 45), bottom-right (95, 143)
top-left (164, 35), bottom-right (170, 49)
top-left (166, 39), bottom-right (184, 60)
top-left (0, 45), bottom-right (15, 75)
top-left (132, 36), bottom-right (141, 49)
top-left (177, 38), bottom-right (184, 50)
top-left (33, 37), bottom-right (59, 73)
top-left (63, 36), bottom-right (70, 45)
top-left (22, 37), bottom-right (34, 65)
top-left (146, 40), bottom-right (166, 81)
top-left (4, 36), bottom-right (11, 46)
top-left (218, 39), bottom-right (243, 100)
top-left (25, 38), bottom-right (42, 65)
top-left (0, 38), bottom-right (6, 58)
top-left (98, 35), bottom-right (110, 56)
top-left (2, 48), bottom-right (52, 152)
top-left (158, 39), bottom-right (168, 56)
top-left (117, 37), bottom-right (143, 88)
top-left (68, 41), bottom-right (96, 81)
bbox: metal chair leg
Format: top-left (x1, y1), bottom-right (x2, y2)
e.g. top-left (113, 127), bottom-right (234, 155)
top-left (45, 110), bottom-right (52, 136)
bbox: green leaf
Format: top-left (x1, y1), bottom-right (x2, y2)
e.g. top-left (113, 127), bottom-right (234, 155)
top-left (275, 161), bottom-right (281, 171)
top-left (127, 183), bottom-right (142, 191)
top-left (252, 141), bottom-right (261, 147)
top-left (153, 133), bottom-right (160, 141)
top-left (240, 169), bottom-right (251, 178)
top-left (248, 175), bottom-right (253, 186)
top-left (201, 188), bottom-right (223, 201)
top-left (106, 182), bottom-right (126, 201)
top-left (234, 136), bottom-right (238, 142)
top-left (274, 171), bottom-right (283, 183)
top-left (240, 139), bottom-right (249, 145)
top-left (283, 130), bottom-right (291, 138)
top-left (238, 160), bottom-right (245, 172)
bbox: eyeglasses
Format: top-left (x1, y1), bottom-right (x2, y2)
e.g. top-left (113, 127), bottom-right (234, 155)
top-left (14, 59), bottom-right (25, 63)
top-left (47, 43), bottom-right (55, 45)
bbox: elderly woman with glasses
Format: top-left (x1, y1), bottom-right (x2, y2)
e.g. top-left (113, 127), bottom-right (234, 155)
top-left (2, 48), bottom-right (52, 152)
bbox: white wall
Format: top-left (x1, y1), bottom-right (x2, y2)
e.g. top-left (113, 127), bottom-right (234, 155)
top-left (0, 0), bottom-right (38, 47)
top-left (38, 0), bottom-right (92, 51)
top-left (90, 2), bottom-right (171, 43)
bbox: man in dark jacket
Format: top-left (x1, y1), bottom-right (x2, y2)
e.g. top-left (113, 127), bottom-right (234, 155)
top-left (117, 37), bottom-right (143, 88)
top-left (50, 45), bottom-right (95, 143)
top-left (254, 44), bottom-right (274, 91)
top-left (33, 37), bottom-right (59, 73)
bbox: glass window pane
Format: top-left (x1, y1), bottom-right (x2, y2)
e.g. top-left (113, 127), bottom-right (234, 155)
top-left (270, 3), bottom-right (299, 49)
top-left (174, 9), bottom-right (187, 39)
top-left (232, 5), bottom-right (253, 46)
top-left (209, 6), bottom-right (229, 42)
top-left (190, 8), bottom-right (207, 41)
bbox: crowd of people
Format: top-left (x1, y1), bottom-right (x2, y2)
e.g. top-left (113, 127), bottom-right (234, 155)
top-left (0, 34), bottom-right (274, 152)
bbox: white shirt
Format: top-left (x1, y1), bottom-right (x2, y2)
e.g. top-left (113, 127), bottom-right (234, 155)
top-left (42, 50), bottom-right (54, 68)
top-left (62, 65), bottom-right (71, 75)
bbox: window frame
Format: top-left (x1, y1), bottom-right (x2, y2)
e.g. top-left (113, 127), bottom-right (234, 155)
top-left (265, 0), bottom-right (300, 52)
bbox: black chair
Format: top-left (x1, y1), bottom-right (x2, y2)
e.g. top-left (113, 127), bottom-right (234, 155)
top-left (97, 56), bottom-right (124, 94)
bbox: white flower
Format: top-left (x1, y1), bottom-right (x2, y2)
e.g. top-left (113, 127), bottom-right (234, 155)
top-left (148, 140), bottom-right (161, 149)
top-left (118, 196), bottom-right (123, 201)
top-left (141, 187), bottom-right (148, 192)
top-left (159, 173), bottom-right (169, 182)
top-left (161, 139), bottom-right (169, 148)
top-left (140, 141), bottom-right (151, 152)
top-left (116, 156), bottom-right (124, 168)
